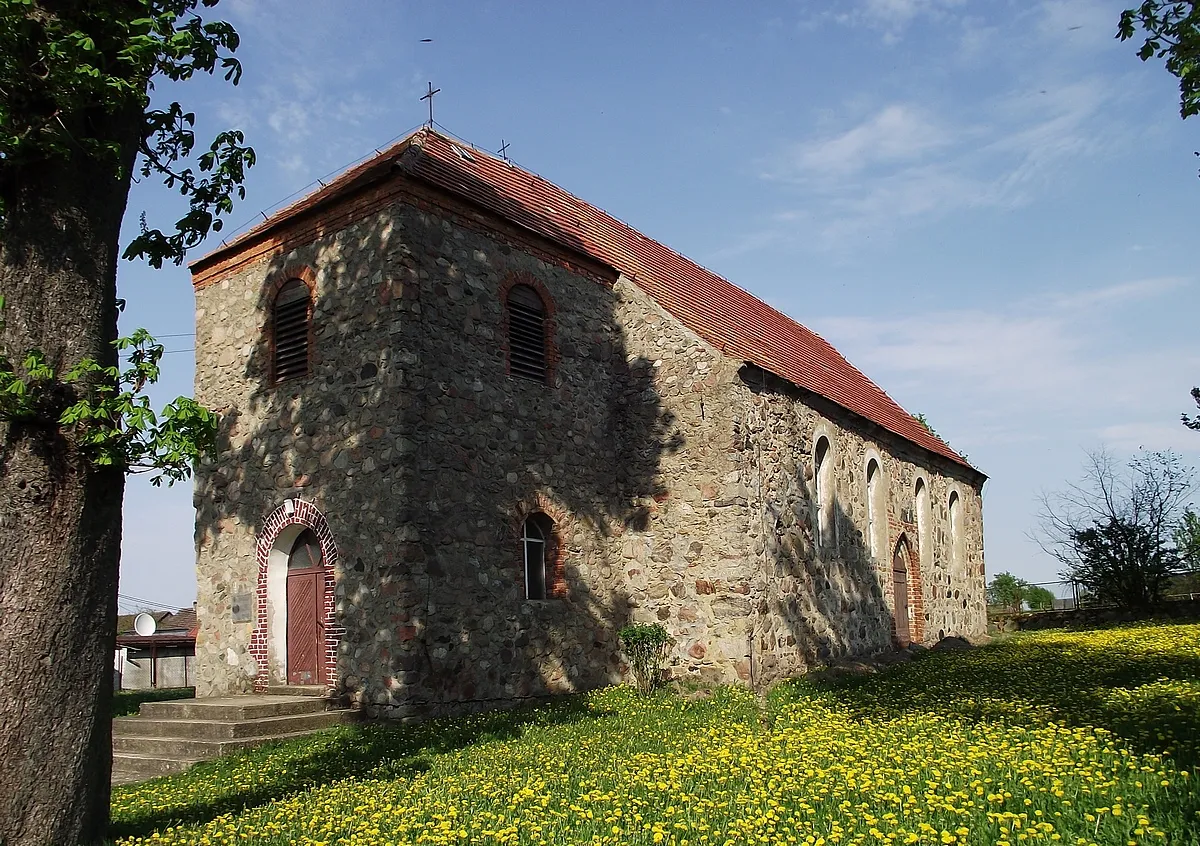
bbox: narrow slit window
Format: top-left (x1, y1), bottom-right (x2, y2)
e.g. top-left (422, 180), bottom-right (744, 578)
top-left (866, 458), bottom-right (881, 560)
top-left (273, 278), bottom-right (311, 382)
top-left (915, 478), bottom-right (931, 572)
top-left (522, 513), bottom-right (554, 600)
top-left (507, 284), bottom-right (547, 382)
top-left (948, 491), bottom-right (963, 570)
top-left (814, 436), bottom-right (835, 550)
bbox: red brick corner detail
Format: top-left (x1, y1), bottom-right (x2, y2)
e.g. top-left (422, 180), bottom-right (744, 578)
top-left (251, 498), bottom-right (343, 693)
top-left (889, 526), bottom-right (925, 646)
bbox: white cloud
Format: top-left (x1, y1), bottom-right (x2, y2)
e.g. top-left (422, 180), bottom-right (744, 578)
top-left (808, 277), bottom-right (1200, 450)
top-left (1046, 276), bottom-right (1187, 310)
top-left (776, 105), bottom-right (954, 178)
top-left (861, 0), bottom-right (964, 27)
top-left (749, 73), bottom-right (1123, 250)
top-left (815, 0), bottom-right (967, 41)
top-left (1096, 422), bottom-right (1200, 454)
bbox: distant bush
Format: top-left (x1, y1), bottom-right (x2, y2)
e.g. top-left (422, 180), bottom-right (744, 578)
top-left (112, 687), bottom-right (195, 718)
top-left (618, 623), bottom-right (673, 695)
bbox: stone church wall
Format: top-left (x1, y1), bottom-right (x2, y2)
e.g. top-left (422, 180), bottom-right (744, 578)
top-left (610, 287), bottom-right (986, 687)
top-left (192, 180), bottom-right (985, 715)
top-left (732, 373), bottom-right (986, 686)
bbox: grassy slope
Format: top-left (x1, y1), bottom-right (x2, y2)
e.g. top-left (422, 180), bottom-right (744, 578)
top-left (111, 624), bottom-right (1200, 846)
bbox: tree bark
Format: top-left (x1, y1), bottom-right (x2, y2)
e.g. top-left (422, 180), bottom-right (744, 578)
top-left (0, 109), bottom-right (141, 845)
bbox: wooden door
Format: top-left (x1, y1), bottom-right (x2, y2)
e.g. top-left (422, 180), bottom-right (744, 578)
top-left (286, 529), bottom-right (325, 685)
top-left (892, 544), bottom-right (911, 646)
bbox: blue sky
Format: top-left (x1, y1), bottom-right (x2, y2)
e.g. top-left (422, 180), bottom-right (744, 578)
top-left (116, 0), bottom-right (1200, 611)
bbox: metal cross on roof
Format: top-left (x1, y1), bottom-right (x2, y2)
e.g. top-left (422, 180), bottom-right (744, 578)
top-left (499, 139), bottom-right (510, 161)
top-left (420, 81), bottom-right (441, 128)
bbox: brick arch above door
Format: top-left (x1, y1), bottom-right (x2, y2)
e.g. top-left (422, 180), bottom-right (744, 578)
top-left (251, 499), bottom-right (343, 693)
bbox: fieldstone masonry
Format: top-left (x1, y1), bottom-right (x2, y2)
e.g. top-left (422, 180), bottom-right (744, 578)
top-left (192, 169), bottom-right (985, 718)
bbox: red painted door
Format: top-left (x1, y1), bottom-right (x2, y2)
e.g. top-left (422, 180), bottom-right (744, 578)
top-left (287, 567), bottom-right (324, 685)
top-left (892, 546), bottom-right (911, 646)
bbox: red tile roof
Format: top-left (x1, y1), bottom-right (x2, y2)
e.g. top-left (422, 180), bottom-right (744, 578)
top-left (196, 129), bottom-right (977, 474)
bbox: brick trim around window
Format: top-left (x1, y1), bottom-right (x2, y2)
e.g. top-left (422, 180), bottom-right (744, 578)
top-left (265, 264), bottom-right (318, 385)
top-left (513, 494), bottom-right (571, 599)
top-left (888, 527), bottom-right (925, 646)
top-left (499, 271), bottom-right (559, 385)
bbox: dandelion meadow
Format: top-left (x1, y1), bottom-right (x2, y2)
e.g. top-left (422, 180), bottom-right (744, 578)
top-left (110, 622), bottom-right (1200, 846)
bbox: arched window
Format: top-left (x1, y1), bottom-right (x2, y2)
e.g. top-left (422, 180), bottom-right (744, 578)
top-left (506, 284), bottom-right (548, 382)
top-left (288, 528), bottom-right (323, 570)
top-left (866, 458), bottom-right (883, 560)
top-left (914, 478), bottom-right (931, 572)
top-left (522, 512), bottom-right (556, 600)
top-left (814, 436), bottom-right (835, 550)
top-left (948, 491), bottom-right (963, 570)
top-left (273, 278), bottom-right (311, 382)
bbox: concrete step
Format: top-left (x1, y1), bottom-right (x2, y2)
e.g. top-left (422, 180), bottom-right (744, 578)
top-left (113, 695), bottom-right (359, 785)
top-left (113, 708), bottom-right (351, 740)
top-left (138, 695), bottom-right (328, 721)
top-left (264, 685), bottom-right (326, 697)
top-left (113, 727), bottom-right (338, 759)
top-left (112, 753), bottom-right (202, 781)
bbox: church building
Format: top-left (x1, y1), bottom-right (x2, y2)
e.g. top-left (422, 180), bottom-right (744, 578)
top-left (189, 128), bottom-right (986, 717)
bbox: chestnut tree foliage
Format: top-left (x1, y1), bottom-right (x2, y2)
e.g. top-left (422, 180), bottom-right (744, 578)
top-left (0, 2), bottom-right (252, 843)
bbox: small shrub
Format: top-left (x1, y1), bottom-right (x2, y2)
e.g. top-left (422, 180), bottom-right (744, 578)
top-left (112, 686), bottom-right (195, 718)
top-left (618, 623), bottom-right (673, 694)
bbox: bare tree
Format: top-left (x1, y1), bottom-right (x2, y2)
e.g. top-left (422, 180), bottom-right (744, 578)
top-left (1037, 449), bottom-right (1194, 610)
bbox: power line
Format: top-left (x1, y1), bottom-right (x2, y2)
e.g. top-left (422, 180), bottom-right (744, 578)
top-left (218, 121), bottom-right (427, 246)
top-left (117, 592), bottom-right (184, 612)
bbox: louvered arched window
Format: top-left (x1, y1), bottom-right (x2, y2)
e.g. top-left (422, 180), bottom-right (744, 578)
top-left (273, 278), bottom-right (311, 382)
top-left (506, 284), bottom-right (547, 382)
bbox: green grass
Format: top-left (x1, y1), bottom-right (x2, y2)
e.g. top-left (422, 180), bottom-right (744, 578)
top-left (110, 624), bottom-right (1200, 846)
top-left (112, 686), bottom-right (194, 718)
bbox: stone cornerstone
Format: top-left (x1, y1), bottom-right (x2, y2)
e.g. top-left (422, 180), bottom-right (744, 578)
top-left (190, 133), bottom-right (986, 718)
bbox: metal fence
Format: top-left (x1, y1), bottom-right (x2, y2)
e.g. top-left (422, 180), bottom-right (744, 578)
top-left (990, 579), bottom-right (1200, 614)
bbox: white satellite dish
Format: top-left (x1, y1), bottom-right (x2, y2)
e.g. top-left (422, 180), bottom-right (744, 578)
top-left (133, 612), bottom-right (157, 637)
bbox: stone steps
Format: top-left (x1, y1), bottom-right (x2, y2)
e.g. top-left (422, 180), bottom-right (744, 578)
top-left (112, 752), bottom-right (205, 782)
top-left (112, 694), bottom-right (356, 784)
top-left (263, 684), bottom-right (326, 697)
top-left (137, 694), bottom-right (335, 721)
top-left (113, 709), bottom-right (346, 740)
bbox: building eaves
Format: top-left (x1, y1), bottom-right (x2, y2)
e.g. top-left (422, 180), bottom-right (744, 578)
top-left (192, 128), bottom-right (981, 477)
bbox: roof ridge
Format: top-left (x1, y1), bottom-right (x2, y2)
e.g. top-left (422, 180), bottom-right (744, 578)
top-left (193, 126), bottom-right (978, 475)
top-left (409, 133), bottom-right (977, 474)
top-left (190, 128), bottom-right (430, 268)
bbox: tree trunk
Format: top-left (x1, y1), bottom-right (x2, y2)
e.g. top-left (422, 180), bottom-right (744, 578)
top-left (0, 112), bottom-right (140, 845)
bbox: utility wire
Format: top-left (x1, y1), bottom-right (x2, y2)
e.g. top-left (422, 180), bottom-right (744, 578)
top-left (217, 120), bottom-right (427, 245)
top-left (118, 592), bottom-right (185, 612)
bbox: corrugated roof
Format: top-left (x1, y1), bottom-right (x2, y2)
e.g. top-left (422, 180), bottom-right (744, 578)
top-left (196, 129), bottom-right (977, 473)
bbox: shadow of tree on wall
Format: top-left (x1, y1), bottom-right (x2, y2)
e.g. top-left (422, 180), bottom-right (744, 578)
top-left (739, 367), bottom-right (900, 685)
top-left (109, 695), bottom-right (610, 839)
top-left (757, 496), bottom-right (897, 683)
top-left (193, 163), bottom-right (683, 712)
